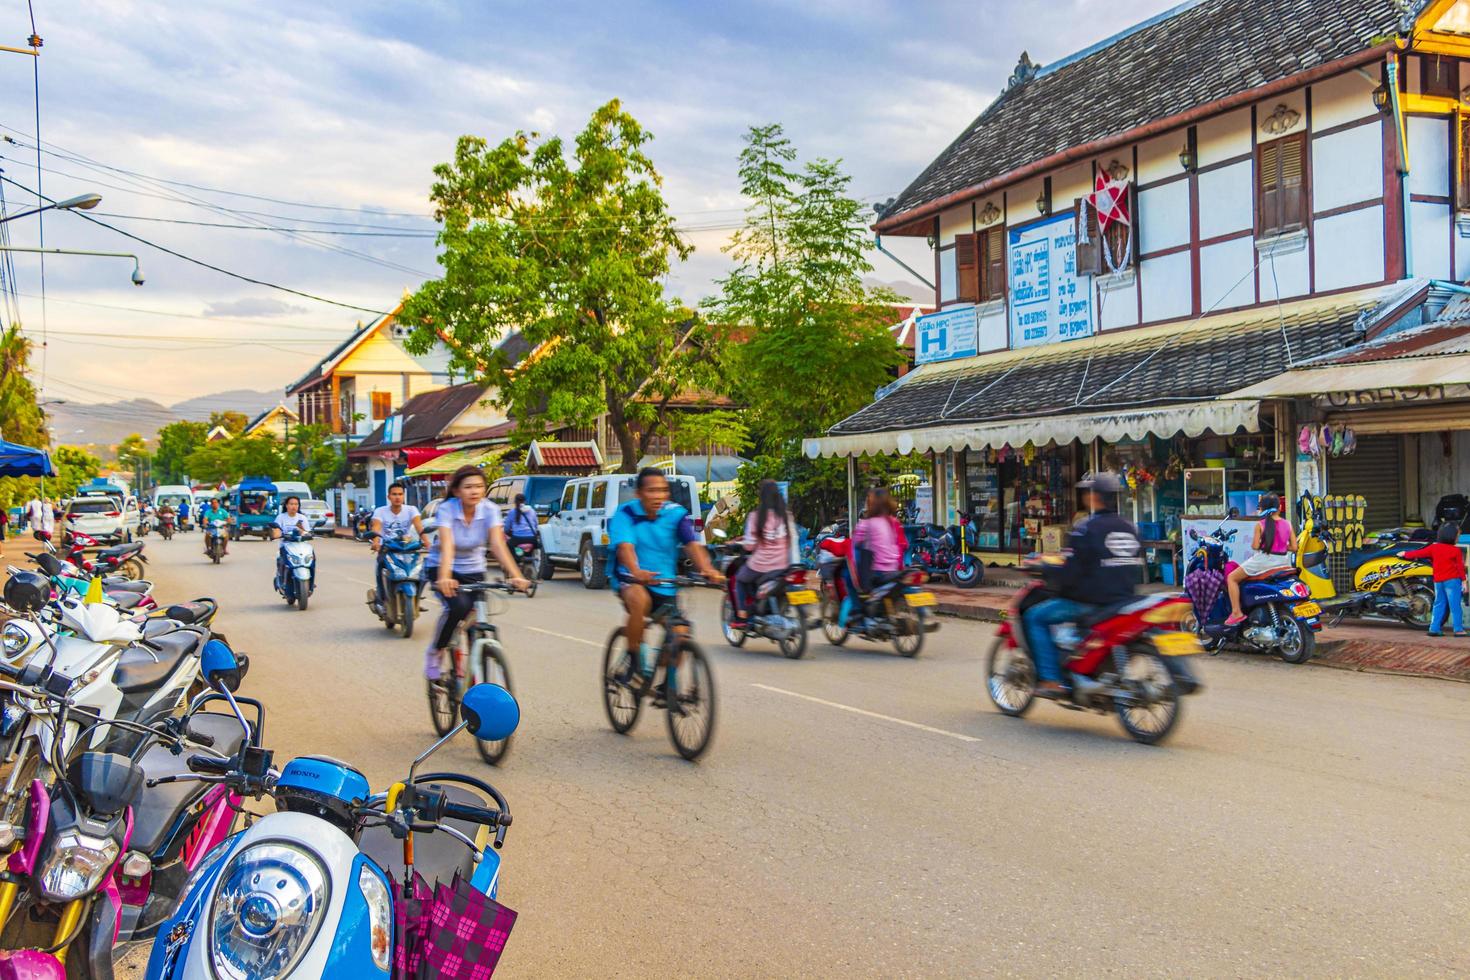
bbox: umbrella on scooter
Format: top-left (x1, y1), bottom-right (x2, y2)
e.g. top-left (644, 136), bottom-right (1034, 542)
top-left (0, 439), bottom-right (54, 477)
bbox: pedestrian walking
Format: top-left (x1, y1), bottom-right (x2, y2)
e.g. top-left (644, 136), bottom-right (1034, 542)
top-left (1405, 521), bottom-right (1468, 637)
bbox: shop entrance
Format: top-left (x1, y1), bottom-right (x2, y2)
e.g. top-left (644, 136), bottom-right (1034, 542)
top-left (1327, 434), bottom-right (1406, 530)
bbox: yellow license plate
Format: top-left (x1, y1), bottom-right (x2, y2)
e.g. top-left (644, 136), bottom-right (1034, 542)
top-left (1292, 601), bottom-right (1321, 617)
top-left (905, 592), bottom-right (937, 608)
top-left (786, 590), bottom-right (817, 606)
top-left (1152, 631), bottom-right (1204, 656)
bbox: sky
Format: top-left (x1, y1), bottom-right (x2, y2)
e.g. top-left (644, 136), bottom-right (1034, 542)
top-left (0, 0), bottom-right (1181, 411)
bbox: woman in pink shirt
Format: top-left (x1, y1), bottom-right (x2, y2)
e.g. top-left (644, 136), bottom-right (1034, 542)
top-left (842, 488), bottom-right (908, 627)
top-left (734, 480), bottom-right (799, 623)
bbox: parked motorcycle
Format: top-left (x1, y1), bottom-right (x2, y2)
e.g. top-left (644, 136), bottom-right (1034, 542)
top-left (1181, 525), bottom-right (1322, 663)
top-left (718, 541), bottom-right (816, 659)
top-left (903, 514), bottom-right (984, 588)
top-left (274, 529), bottom-right (316, 611)
top-left (370, 533), bottom-right (424, 637)
top-left (984, 559), bottom-right (1203, 744)
top-left (60, 532), bottom-right (147, 582)
top-left (203, 520), bottom-right (229, 565)
top-left (145, 646), bottom-right (521, 979)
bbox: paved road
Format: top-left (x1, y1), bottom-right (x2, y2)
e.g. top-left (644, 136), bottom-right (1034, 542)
top-left (121, 532), bottom-right (1469, 977)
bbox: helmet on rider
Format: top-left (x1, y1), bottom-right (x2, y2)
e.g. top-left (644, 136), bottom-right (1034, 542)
top-left (1076, 471), bottom-right (1123, 513)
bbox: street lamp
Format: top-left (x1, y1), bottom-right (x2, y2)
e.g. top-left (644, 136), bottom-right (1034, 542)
top-left (0, 192), bottom-right (102, 225)
top-left (0, 246), bottom-right (144, 286)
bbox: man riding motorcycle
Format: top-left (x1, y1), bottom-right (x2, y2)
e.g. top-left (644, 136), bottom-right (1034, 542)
top-left (1020, 472), bottom-right (1143, 698)
top-left (200, 497), bottom-right (233, 555)
top-left (370, 480), bottom-right (426, 612)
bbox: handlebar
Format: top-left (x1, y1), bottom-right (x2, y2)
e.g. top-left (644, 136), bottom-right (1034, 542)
top-left (617, 574), bottom-right (719, 589)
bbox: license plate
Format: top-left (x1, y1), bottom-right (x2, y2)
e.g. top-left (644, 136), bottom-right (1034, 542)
top-left (786, 589), bottom-right (817, 606)
top-left (1292, 601), bottom-right (1321, 618)
top-left (905, 592), bottom-right (937, 608)
top-left (1152, 631), bottom-right (1203, 656)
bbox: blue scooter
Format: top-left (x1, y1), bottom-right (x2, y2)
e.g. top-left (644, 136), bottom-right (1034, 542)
top-left (1182, 525), bottom-right (1322, 664)
top-left (146, 642), bottom-right (521, 978)
top-left (274, 529), bottom-right (317, 611)
top-left (371, 532), bottom-right (424, 638)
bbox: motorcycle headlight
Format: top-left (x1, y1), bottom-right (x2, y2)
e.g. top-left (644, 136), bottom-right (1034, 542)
top-left (358, 863), bottom-right (392, 973)
top-left (209, 842), bottom-right (329, 980)
top-left (37, 829), bottom-right (121, 901)
top-left (2, 622), bottom-right (30, 657)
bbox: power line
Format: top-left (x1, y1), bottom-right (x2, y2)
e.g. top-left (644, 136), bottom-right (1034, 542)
top-left (0, 175), bottom-right (395, 316)
top-left (25, 1), bottom-right (47, 395)
top-left (90, 211), bottom-right (438, 237)
top-left (11, 290), bottom-right (365, 334)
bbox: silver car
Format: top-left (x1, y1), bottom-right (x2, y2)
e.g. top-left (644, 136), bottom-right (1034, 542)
top-left (299, 498), bottom-right (333, 530)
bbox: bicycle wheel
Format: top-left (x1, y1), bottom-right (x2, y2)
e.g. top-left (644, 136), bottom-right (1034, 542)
top-left (665, 639), bottom-right (716, 761)
top-left (601, 628), bottom-right (643, 734)
top-left (474, 637), bottom-right (514, 765)
top-left (426, 636), bottom-right (463, 736)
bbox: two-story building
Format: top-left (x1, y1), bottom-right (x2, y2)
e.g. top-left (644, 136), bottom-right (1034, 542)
top-left (285, 301), bottom-right (456, 441)
top-left (807, 0), bottom-right (1470, 562)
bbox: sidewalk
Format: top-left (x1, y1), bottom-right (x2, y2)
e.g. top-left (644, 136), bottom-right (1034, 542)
top-left (928, 578), bottom-right (1470, 683)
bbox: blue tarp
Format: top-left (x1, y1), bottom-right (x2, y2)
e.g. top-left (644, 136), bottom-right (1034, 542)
top-left (0, 439), bottom-right (53, 477)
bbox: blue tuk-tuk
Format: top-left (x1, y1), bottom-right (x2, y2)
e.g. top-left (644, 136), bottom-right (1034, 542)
top-left (230, 476), bottom-right (279, 539)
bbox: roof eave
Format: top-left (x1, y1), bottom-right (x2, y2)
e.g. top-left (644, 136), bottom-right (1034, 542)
top-left (873, 38), bottom-right (1401, 236)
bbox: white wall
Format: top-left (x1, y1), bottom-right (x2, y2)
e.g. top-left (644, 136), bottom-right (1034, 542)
top-left (1259, 240), bottom-right (1310, 301)
top-left (1311, 123), bottom-right (1383, 213)
top-left (939, 248), bottom-right (957, 303)
top-left (1411, 201), bottom-right (1453, 280)
top-left (1200, 236), bottom-right (1255, 311)
top-left (1096, 273), bottom-right (1139, 331)
top-left (1314, 205), bottom-right (1385, 291)
top-left (1137, 179), bottom-right (1190, 253)
top-left (1311, 70), bottom-right (1380, 132)
top-left (1196, 107), bottom-right (1252, 167)
top-left (1197, 161), bottom-right (1253, 239)
top-left (1140, 250), bottom-right (1192, 322)
top-left (1406, 116), bottom-right (1451, 198)
top-left (977, 305), bottom-right (1008, 352)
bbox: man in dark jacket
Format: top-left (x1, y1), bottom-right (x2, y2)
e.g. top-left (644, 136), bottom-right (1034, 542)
top-left (1021, 472), bottom-right (1143, 697)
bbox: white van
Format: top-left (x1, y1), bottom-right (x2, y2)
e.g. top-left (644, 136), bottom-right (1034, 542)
top-left (542, 473), bottom-right (703, 589)
top-left (152, 485), bottom-right (195, 514)
top-left (272, 481), bottom-right (312, 501)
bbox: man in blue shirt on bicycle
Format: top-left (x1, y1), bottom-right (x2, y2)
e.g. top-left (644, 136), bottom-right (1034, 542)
top-left (609, 468), bottom-right (721, 697)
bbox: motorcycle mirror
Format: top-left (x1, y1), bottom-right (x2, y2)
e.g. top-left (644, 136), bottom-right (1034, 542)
top-left (460, 683), bottom-right (520, 743)
top-left (200, 639), bottom-right (241, 692)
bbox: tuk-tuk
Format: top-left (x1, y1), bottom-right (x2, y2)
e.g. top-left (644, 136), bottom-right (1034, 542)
top-left (230, 476), bottom-right (279, 540)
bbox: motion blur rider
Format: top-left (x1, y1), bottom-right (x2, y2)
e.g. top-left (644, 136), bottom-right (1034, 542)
top-left (502, 492), bottom-right (542, 570)
top-left (1020, 472), bottom-right (1143, 698)
top-left (370, 480), bottom-right (426, 614)
top-left (200, 497), bottom-right (233, 556)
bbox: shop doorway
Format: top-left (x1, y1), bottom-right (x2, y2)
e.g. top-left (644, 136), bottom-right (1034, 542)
top-left (1327, 434), bottom-right (1405, 530)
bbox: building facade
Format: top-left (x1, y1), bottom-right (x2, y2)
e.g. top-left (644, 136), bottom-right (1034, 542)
top-left (809, 0), bottom-right (1470, 568)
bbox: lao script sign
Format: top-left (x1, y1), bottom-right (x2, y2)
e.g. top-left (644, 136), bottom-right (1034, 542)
top-left (1008, 211), bottom-right (1094, 349)
top-left (915, 305), bottom-right (979, 365)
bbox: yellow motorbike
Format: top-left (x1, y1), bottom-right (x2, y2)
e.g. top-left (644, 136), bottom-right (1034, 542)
top-left (1295, 506), bottom-right (1434, 628)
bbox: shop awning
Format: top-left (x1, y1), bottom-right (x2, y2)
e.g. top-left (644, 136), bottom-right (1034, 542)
top-left (406, 446), bottom-right (507, 477)
top-left (1228, 352), bottom-right (1470, 399)
top-left (804, 399), bottom-right (1261, 458)
top-left (403, 446), bottom-right (451, 468)
top-left (804, 291), bottom-right (1377, 460)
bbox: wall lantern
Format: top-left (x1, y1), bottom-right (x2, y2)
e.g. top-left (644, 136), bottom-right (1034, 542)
top-left (1178, 143), bottom-right (1195, 172)
top-left (1179, 128), bottom-right (1198, 173)
top-left (1371, 83), bottom-right (1391, 114)
top-left (1035, 189), bottom-right (1051, 217)
top-left (925, 233), bottom-right (937, 250)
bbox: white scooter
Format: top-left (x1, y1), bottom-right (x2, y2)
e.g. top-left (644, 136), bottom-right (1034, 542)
top-left (275, 529), bottom-right (316, 611)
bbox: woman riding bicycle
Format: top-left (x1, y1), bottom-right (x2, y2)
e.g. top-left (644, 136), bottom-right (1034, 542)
top-left (426, 465), bottom-right (530, 681)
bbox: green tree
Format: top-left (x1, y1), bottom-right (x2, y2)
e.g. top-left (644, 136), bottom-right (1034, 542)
top-left (705, 125), bottom-right (905, 525)
top-left (289, 424), bottom-right (345, 496)
top-left (401, 99), bottom-right (705, 471)
top-left (183, 435), bottom-right (284, 487)
top-left (116, 432), bottom-right (150, 484)
top-left (209, 411), bottom-right (250, 436)
top-left (153, 421), bottom-right (209, 484)
top-left (670, 410), bottom-right (750, 498)
top-left (0, 325), bottom-right (44, 448)
top-left (49, 445), bottom-right (102, 499)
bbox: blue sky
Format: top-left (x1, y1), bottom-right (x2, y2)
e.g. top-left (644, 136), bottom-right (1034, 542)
top-left (0, 0), bottom-right (1178, 408)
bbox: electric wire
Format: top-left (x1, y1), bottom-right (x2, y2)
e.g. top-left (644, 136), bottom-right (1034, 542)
top-left (25, 0), bottom-right (47, 394)
top-left (11, 290), bottom-right (368, 334)
top-left (0, 175), bottom-right (394, 316)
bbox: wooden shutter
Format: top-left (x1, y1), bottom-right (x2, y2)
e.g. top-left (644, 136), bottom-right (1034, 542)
top-left (980, 228), bottom-right (1006, 301)
top-left (1258, 139), bottom-right (1282, 237)
top-left (1459, 113), bottom-right (1470, 212)
top-left (955, 233), bottom-right (979, 303)
top-left (1074, 198), bottom-right (1102, 275)
top-left (1278, 134), bottom-right (1306, 233)
top-left (1128, 184), bottom-right (1140, 268)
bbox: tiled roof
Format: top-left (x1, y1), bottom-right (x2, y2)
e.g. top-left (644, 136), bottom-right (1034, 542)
top-left (531, 443), bottom-right (600, 468)
top-left (352, 383), bottom-right (488, 453)
top-left (439, 419), bottom-right (519, 447)
top-left (878, 0), bottom-right (1403, 229)
top-left (830, 297), bottom-right (1377, 436)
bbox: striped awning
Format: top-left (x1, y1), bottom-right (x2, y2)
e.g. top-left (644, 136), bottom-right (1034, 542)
top-left (406, 446), bottom-right (507, 477)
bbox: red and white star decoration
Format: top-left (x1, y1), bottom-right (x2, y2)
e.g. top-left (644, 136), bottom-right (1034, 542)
top-left (1086, 173), bottom-right (1131, 233)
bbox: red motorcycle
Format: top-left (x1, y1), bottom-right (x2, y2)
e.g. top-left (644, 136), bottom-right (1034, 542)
top-left (61, 531), bottom-right (147, 581)
top-left (984, 560), bottom-right (1204, 744)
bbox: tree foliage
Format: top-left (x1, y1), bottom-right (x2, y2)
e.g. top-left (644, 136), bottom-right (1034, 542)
top-left (670, 410), bottom-right (750, 498)
top-left (184, 436), bottom-right (284, 487)
top-left (706, 125), bottom-right (905, 524)
top-left (209, 411), bottom-right (250, 436)
top-left (0, 325), bottom-right (48, 510)
top-left (401, 99), bottom-right (708, 471)
top-left (153, 421), bottom-right (209, 484)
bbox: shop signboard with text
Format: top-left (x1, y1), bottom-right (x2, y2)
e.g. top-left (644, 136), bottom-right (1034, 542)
top-left (1008, 212), bottom-right (1094, 349)
top-left (915, 305), bottom-right (979, 365)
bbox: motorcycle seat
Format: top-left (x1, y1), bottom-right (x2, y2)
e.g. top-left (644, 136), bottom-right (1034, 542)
top-left (165, 600), bottom-right (216, 626)
top-left (1075, 599), bottom-right (1136, 628)
top-left (132, 713), bottom-right (248, 856)
top-left (141, 618), bottom-right (178, 638)
top-left (1347, 544), bottom-right (1419, 571)
top-left (104, 579), bottom-right (151, 594)
top-left (115, 631), bottom-right (203, 693)
top-left (108, 591), bottom-right (145, 611)
top-left (359, 783), bottom-right (487, 886)
top-left (98, 542), bottom-right (143, 560)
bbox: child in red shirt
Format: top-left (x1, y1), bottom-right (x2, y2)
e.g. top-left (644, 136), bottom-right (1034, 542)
top-left (1405, 522), bottom-right (1467, 637)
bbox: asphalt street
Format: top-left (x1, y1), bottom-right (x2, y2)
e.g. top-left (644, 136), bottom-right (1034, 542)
top-left (120, 532), bottom-right (1470, 977)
